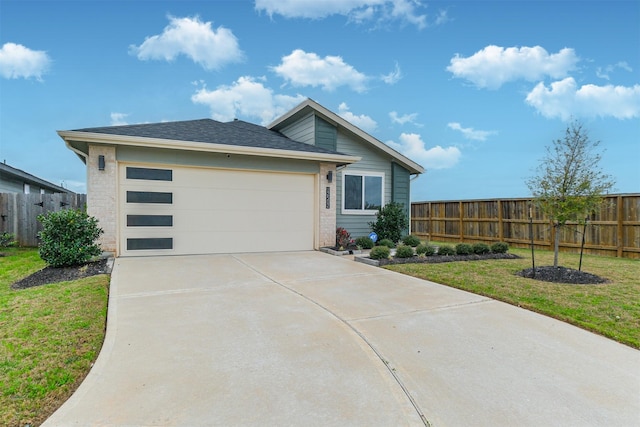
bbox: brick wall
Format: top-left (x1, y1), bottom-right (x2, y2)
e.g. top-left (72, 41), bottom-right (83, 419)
top-left (319, 163), bottom-right (336, 248)
top-left (87, 145), bottom-right (117, 253)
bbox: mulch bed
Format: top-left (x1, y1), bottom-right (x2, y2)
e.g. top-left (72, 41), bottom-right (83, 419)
top-left (516, 266), bottom-right (608, 284)
top-left (378, 252), bottom-right (521, 266)
top-left (378, 253), bottom-right (607, 284)
top-left (12, 258), bottom-right (110, 290)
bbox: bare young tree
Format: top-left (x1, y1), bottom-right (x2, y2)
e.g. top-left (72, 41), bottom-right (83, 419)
top-left (526, 120), bottom-right (615, 267)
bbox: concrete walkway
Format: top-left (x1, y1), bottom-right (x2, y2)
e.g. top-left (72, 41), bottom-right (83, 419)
top-left (44, 252), bottom-right (640, 426)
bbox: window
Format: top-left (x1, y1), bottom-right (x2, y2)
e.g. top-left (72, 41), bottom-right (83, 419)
top-left (342, 171), bottom-right (383, 214)
top-left (23, 183), bottom-right (30, 194)
top-left (126, 167), bottom-right (172, 181)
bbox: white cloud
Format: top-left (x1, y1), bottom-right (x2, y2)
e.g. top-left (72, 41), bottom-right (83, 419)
top-left (338, 103), bottom-right (377, 133)
top-left (525, 77), bottom-right (640, 120)
top-left (596, 61), bottom-right (632, 80)
top-left (381, 62), bottom-right (402, 84)
top-left (271, 49), bottom-right (368, 92)
top-left (387, 133), bottom-right (461, 169)
top-left (129, 15), bottom-right (244, 70)
top-left (0, 42), bottom-right (51, 80)
top-left (389, 111), bottom-right (418, 125)
top-left (110, 112), bottom-right (129, 126)
top-left (191, 76), bottom-right (305, 125)
top-left (255, 0), bottom-right (430, 29)
top-left (447, 45), bottom-right (579, 89)
top-left (447, 122), bottom-right (495, 141)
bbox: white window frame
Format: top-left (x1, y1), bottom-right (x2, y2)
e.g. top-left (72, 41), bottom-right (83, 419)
top-left (341, 170), bottom-right (384, 215)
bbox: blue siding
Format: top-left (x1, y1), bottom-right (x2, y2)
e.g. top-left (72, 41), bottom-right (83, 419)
top-left (315, 117), bottom-right (337, 151)
top-left (278, 113), bottom-right (315, 145)
top-left (335, 129), bottom-right (394, 238)
top-left (117, 146), bottom-right (320, 174)
top-left (392, 163), bottom-right (411, 235)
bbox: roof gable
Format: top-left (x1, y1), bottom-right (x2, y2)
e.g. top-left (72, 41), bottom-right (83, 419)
top-left (268, 99), bottom-right (424, 175)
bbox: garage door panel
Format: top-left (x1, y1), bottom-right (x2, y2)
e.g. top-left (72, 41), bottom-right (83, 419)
top-left (120, 165), bottom-right (316, 256)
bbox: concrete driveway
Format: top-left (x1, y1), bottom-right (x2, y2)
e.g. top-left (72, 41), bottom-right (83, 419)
top-left (44, 251), bottom-right (640, 426)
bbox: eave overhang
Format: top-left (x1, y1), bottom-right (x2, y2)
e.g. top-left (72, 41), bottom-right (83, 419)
top-left (58, 130), bottom-right (361, 165)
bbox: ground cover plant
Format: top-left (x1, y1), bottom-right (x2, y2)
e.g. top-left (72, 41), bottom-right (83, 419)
top-left (385, 246), bottom-right (640, 349)
top-left (0, 247), bottom-right (109, 426)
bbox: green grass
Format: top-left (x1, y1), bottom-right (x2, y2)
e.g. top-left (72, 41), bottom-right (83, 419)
top-left (0, 248), bottom-right (109, 427)
top-left (385, 245), bottom-right (640, 349)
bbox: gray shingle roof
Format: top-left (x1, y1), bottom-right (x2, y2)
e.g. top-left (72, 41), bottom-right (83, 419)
top-left (73, 119), bottom-right (344, 155)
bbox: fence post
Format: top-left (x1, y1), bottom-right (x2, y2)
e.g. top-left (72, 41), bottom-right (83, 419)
top-left (459, 201), bottom-right (464, 242)
top-left (617, 195), bottom-right (624, 257)
top-left (497, 199), bottom-right (503, 241)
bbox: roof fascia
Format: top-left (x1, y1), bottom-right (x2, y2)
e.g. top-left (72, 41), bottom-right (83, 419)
top-left (57, 130), bottom-right (361, 165)
top-left (268, 99), bottom-right (425, 175)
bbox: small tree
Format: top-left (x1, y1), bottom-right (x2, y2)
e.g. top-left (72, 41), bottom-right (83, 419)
top-left (38, 209), bottom-right (103, 267)
top-left (526, 120), bottom-right (615, 267)
top-left (368, 202), bottom-right (408, 243)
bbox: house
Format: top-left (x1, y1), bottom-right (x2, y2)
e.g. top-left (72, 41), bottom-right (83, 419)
top-left (0, 161), bottom-right (71, 194)
top-left (58, 99), bottom-right (424, 257)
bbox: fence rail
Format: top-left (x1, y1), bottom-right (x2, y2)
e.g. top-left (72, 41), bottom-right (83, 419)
top-left (0, 193), bottom-right (87, 247)
top-left (411, 194), bottom-right (640, 259)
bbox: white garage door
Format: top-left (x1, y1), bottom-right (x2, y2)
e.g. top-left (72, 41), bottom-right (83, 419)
top-left (119, 164), bottom-right (316, 256)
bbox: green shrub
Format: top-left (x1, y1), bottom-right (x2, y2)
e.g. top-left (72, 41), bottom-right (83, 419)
top-left (401, 234), bottom-right (421, 247)
top-left (416, 243), bottom-right (436, 256)
top-left (437, 244), bottom-right (455, 256)
top-left (472, 242), bottom-right (490, 255)
top-left (377, 238), bottom-right (395, 248)
top-left (368, 202), bottom-right (408, 244)
top-left (395, 245), bottom-right (415, 258)
top-left (355, 236), bottom-right (375, 249)
top-left (455, 243), bottom-right (473, 255)
top-left (37, 209), bottom-right (103, 267)
top-left (0, 232), bottom-right (17, 247)
top-left (369, 245), bottom-right (390, 260)
top-left (491, 242), bottom-right (509, 254)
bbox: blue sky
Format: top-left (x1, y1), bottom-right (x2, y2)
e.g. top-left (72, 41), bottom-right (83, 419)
top-left (1, 0), bottom-right (638, 200)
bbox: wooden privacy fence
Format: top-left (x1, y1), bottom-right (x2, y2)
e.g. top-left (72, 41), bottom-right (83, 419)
top-left (411, 194), bottom-right (640, 259)
top-left (0, 193), bottom-right (87, 247)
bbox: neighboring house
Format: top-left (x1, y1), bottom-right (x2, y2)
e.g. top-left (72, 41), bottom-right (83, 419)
top-left (58, 98), bottom-right (424, 257)
top-left (0, 161), bottom-right (71, 194)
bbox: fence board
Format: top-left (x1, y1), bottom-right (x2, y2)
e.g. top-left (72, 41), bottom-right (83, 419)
top-left (0, 193), bottom-right (87, 247)
top-left (411, 194), bottom-right (640, 259)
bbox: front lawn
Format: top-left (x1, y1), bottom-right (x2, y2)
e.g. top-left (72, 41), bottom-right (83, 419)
top-left (385, 246), bottom-right (640, 349)
top-left (0, 247), bottom-right (109, 426)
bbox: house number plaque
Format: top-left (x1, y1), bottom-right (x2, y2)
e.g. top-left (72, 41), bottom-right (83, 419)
top-left (326, 187), bottom-right (330, 209)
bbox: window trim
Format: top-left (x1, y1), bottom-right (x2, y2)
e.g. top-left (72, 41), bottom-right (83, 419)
top-left (341, 170), bottom-right (384, 215)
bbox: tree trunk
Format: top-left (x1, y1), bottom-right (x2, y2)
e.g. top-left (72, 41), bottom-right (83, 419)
top-left (554, 224), bottom-right (560, 267)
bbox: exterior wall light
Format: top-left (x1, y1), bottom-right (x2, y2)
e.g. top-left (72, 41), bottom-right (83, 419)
top-left (326, 170), bottom-right (333, 182)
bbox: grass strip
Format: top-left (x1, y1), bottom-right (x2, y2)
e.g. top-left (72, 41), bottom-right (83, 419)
top-left (0, 248), bottom-right (109, 426)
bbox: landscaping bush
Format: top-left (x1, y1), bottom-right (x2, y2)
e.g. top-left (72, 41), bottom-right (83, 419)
top-left (355, 236), bottom-right (375, 249)
top-left (395, 245), bottom-right (415, 258)
top-left (336, 227), bottom-right (352, 249)
top-left (377, 238), bottom-right (395, 248)
top-left (402, 234), bottom-right (421, 247)
top-left (369, 245), bottom-right (390, 260)
top-left (455, 243), bottom-right (473, 255)
top-left (472, 242), bottom-right (490, 255)
top-left (437, 244), bottom-right (455, 256)
top-left (368, 202), bottom-right (408, 244)
top-left (37, 209), bottom-right (103, 268)
top-left (0, 232), bottom-right (16, 247)
top-left (416, 243), bottom-right (436, 256)
top-left (491, 242), bottom-right (509, 254)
